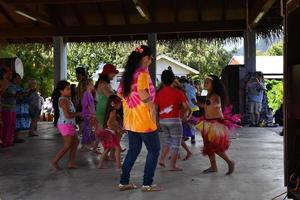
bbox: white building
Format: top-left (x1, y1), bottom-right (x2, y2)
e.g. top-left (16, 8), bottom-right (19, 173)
top-left (229, 56), bottom-right (283, 79)
top-left (93, 54), bottom-right (199, 90)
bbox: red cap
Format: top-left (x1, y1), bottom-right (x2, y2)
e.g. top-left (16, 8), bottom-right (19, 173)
top-left (101, 64), bottom-right (119, 75)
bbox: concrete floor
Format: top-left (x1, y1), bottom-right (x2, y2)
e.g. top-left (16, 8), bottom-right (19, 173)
top-left (0, 123), bottom-right (285, 200)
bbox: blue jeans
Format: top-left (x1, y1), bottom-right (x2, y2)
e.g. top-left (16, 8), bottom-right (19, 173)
top-left (120, 131), bottom-right (160, 186)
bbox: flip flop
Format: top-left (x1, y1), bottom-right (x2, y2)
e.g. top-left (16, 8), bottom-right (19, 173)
top-left (119, 183), bottom-right (138, 191)
top-left (141, 184), bottom-right (163, 192)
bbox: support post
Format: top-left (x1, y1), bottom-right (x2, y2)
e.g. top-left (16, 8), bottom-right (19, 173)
top-left (244, 29), bottom-right (256, 73)
top-left (53, 36), bottom-right (67, 86)
top-left (147, 33), bottom-right (157, 86)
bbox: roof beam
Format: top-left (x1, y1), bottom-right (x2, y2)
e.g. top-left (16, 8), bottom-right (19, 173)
top-left (120, 0), bottom-right (130, 24)
top-left (198, 0), bottom-right (202, 21)
top-left (44, 5), bottom-right (65, 27)
top-left (4, 0), bottom-right (118, 4)
top-left (132, 0), bottom-right (151, 21)
top-left (173, 0), bottom-right (179, 23)
top-left (0, 5), bottom-right (17, 26)
top-left (0, 0), bottom-right (52, 25)
top-left (72, 4), bottom-right (86, 26)
top-left (0, 20), bottom-right (246, 38)
top-left (248, 0), bottom-right (277, 28)
top-left (96, 2), bottom-right (107, 25)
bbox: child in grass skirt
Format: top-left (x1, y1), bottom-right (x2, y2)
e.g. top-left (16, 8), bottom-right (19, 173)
top-left (196, 75), bottom-right (240, 175)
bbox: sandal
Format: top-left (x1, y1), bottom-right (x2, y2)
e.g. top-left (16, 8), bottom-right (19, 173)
top-left (141, 184), bottom-right (163, 192)
top-left (118, 183), bottom-right (138, 191)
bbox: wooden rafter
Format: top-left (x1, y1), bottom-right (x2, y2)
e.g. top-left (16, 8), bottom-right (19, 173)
top-left (248, 0), bottom-right (277, 28)
top-left (5, 0), bottom-right (118, 4)
top-left (173, 0), bottom-right (179, 23)
top-left (72, 4), bottom-right (86, 26)
top-left (96, 2), bottom-right (107, 25)
top-left (0, 0), bottom-right (52, 25)
top-left (0, 5), bottom-right (17, 26)
top-left (120, 0), bottom-right (129, 24)
top-left (0, 20), bottom-right (246, 38)
top-left (222, 0), bottom-right (227, 21)
top-left (198, 0), bottom-right (202, 21)
top-left (44, 5), bottom-right (65, 27)
top-left (132, 0), bottom-right (150, 21)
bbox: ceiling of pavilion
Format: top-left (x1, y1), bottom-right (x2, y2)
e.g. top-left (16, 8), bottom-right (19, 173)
top-left (0, 0), bottom-right (282, 43)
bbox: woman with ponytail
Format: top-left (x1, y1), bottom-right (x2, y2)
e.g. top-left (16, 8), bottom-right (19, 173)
top-left (117, 45), bottom-right (161, 192)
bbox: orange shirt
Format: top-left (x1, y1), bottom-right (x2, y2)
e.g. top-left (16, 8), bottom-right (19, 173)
top-left (117, 67), bottom-right (157, 133)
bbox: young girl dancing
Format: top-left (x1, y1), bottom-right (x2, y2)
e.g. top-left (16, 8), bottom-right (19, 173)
top-left (51, 80), bottom-right (81, 170)
top-left (196, 75), bottom-right (235, 175)
top-left (81, 79), bottom-right (96, 150)
top-left (93, 95), bottom-right (124, 170)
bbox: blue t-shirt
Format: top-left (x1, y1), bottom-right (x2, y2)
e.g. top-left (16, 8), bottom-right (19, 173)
top-left (183, 83), bottom-right (198, 111)
top-left (247, 81), bottom-right (265, 103)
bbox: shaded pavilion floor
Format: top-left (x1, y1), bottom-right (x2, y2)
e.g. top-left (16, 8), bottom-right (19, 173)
top-left (0, 123), bottom-right (285, 200)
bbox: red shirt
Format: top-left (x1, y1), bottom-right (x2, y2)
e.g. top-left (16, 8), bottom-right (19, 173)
top-left (154, 86), bottom-right (187, 119)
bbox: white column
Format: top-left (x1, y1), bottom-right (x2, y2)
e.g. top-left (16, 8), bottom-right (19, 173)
top-left (53, 36), bottom-right (67, 86)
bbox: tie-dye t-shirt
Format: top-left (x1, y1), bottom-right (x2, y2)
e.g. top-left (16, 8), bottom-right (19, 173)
top-left (117, 67), bottom-right (157, 133)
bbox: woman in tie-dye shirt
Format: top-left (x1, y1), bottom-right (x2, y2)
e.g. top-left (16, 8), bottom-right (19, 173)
top-left (117, 45), bottom-right (162, 192)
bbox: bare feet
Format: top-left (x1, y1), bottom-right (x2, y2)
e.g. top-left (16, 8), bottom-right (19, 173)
top-left (159, 162), bottom-right (166, 168)
top-left (121, 148), bottom-right (127, 153)
top-left (202, 167), bottom-right (218, 174)
top-left (183, 152), bottom-right (192, 161)
top-left (169, 166), bottom-right (183, 171)
top-left (50, 162), bottom-right (61, 171)
top-left (67, 164), bottom-right (79, 169)
top-left (97, 163), bottom-right (105, 169)
top-left (226, 160), bottom-right (235, 175)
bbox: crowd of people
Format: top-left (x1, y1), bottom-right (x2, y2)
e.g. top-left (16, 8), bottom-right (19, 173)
top-left (44, 45), bottom-right (239, 192)
top-left (0, 45), bottom-right (242, 192)
top-left (0, 68), bottom-right (44, 147)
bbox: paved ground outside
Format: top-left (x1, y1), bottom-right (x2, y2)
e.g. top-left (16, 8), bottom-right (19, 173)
top-left (0, 122), bottom-right (285, 200)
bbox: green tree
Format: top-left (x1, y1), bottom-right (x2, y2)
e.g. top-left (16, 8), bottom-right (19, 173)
top-left (157, 39), bottom-right (234, 81)
top-left (0, 44), bottom-right (54, 97)
top-left (266, 41), bottom-right (283, 56)
top-left (265, 79), bottom-right (283, 111)
top-left (67, 41), bottom-right (143, 81)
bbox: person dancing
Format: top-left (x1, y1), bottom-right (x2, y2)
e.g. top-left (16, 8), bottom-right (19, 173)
top-left (196, 75), bottom-right (235, 175)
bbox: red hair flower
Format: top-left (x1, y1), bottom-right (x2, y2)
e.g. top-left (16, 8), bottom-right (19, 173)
top-left (135, 47), bottom-right (144, 53)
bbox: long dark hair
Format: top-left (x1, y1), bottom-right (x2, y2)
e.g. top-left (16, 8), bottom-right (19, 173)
top-left (103, 95), bottom-right (122, 128)
top-left (208, 75), bottom-right (229, 107)
top-left (121, 45), bottom-right (152, 97)
top-left (52, 80), bottom-right (70, 127)
top-left (95, 74), bottom-right (110, 88)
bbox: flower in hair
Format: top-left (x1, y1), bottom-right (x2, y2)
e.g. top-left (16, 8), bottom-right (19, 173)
top-left (135, 47), bottom-right (144, 53)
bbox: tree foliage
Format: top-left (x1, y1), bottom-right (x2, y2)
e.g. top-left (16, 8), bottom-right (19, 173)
top-left (266, 41), bottom-right (283, 56)
top-left (265, 79), bottom-right (283, 111)
top-left (0, 40), bottom-right (233, 96)
top-left (0, 44), bottom-right (54, 97)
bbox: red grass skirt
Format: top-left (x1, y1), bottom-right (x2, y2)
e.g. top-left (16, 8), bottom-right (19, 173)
top-left (196, 119), bottom-right (229, 156)
top-left (95, 129), bottom-right (120, 149)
